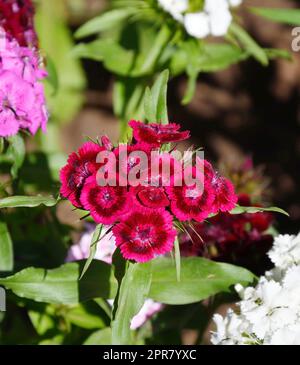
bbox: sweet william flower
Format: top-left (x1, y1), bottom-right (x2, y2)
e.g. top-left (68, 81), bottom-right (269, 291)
top-left (81, 175), bottom-right (129, 225)
top-left (0, 70), bottom-right (35, 137)
top-left (0, 0), bottom-right (37, 47)
top-left (0, 29), bottom-right (48, 137)
top-left (211, 175), bottom-right (238, 213)
top-left (59, 142), bottom-right (105, 208)
top-left (131, 185), bottom-right (170, 209)
top-left (166, 165), bottom-right (215, 222)
top-left (129, 120), bottom-right (190, 147)
top-left (113, 207), bottom-right (176, 262)
top-left (268, 233), bottom-right (300, 270)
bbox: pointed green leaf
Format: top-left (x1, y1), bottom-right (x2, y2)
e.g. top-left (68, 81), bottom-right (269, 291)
top-left (144, 70), bottom-right (169, 123)
top-left (251, 7), bottom-right (300, 26)
top-left (111, 262), bottom-right (152, 344)
top-left (230, 23), bottom-right (269, 66)
top-left (174, 237), bottom-right (181, 282)
top-left (84, 328), bottom-right (112, 345)
top-left (7, 134), bottom-right (25, 179)
top-left (0, 260), bottom-right (116, 305)
top-left (75, 9), bottom-right (136, 39)
top-left (148, 257), bottom-right (255, 305)
top-left (80, 224), bottom-right (103, 279)
top-left (0, 195), bottom-right (58, 209)
top-left (0, 219), bottom-right (13, 272)
top-left (230, 205), bottom-right (289, 216)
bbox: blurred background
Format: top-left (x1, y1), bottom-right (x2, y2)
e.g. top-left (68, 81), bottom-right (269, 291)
top-left (45, 0), bottom-right (300, 235)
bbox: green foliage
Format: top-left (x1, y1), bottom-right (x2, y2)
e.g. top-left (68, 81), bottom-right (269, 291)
top-left (0, 218), bottom-right (13, 272)
top-left (251, 7), bottom-right (300, 26)
top-left (229, 23), bottom-right (269, 66)
top-left (0, 261), bottom-right (116, 305)
top-left (148, 257), bottom-right (255, 305)
top-left (112, 262), bottom-right (152, 344)
top-left (144, 70), bottom-right (169, 123)
top-left (75, 8), bottom-right (137, 39)
top-left (35, 0), bottom-right (86, 125)
top-left (230, 205), bottom-right (290, 217)
top-left (0, 195), bottom-right (58, 209)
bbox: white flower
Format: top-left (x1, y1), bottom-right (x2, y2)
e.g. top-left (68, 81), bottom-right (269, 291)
top-left (184, 12), bottom-right (210, 39)
top-left (267, 324), bottom-right (300, 345)
top-left (158, 0), bottom-right (243, 39)
top-left (209, 8), bottom-right (232, 37)
top-left (205, 0), bottom-right (229, 13)
top-left (228, 0), bottom-right (243, 7)
top-left (268, 233), bottom-right (300, 270)
top-left (211, 232), bottom-right (300, 345)
top-left (158, 0), bottom-right (189, 21)
top-left (211, 309), bottom-right (252, 345)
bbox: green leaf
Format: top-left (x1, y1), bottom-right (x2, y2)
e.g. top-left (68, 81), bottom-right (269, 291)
top-left (66, 303), bottom-right (106, 329)
top-left (0, 261), bottom-right (116, 305)
top-left (148, 257), bottom-right (255, 305)
top-left (7, 134), bottom-right (25, 179)
top-left (35, 0), bottom-right (86, 124)
top-left (0, 195), bottom-right (58, 209)
top-left (230, 23), bottom-right (269, 66)
top-left (265, 48), bottom-right (292, 60)
top-left (0, 219), bottom-right (13, 272)
top-left (144, 70), bottom-right (169, 123)
top-left (111, 262), bottom-right (152, 345)
top-left (84, 328), bottom-right (112, 345)
top-left (75, 8), bottom-right (136, 39)
top-left (230, 205), bottom-right (289, 216)
top-left (72, 39), bottom-right (135, 76)
top-left (45, 55), bottom-right (59, 94)
top-left (197, 43), bottom-right (249, 71)
top-left (251, 7), bottom-right (300, 26)
top-left (139, 25), bottom-right (172, 74)
top-left (174, 237), bottom-right (181, 282)
top-left (80, 224), bottom-right (103, 280)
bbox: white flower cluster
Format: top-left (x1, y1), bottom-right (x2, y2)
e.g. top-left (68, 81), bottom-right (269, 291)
top-left (158, 0), bottom-right (243, 38)
top-left (211, 233), bottom-right (300, 345)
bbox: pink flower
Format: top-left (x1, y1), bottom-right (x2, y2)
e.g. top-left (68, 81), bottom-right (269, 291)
top-left (0, 32), bottom-right (48, 137)
top-left (113, 207), bottom-right (177, 262)
top-left (211, 175), bottom-right (238, 213)
top-left (130, 299), bottom-right (164, 330)
top-left (59, 142), bottom-right (104, 208)
top-left (0, 71), bottom-right (35, 137)
top-left (66, 224), bottom-right (116, 264)
top-left (166, 166), bottom-right (215, 222)
top-left (81, 176), bottom-right (129, 225)
top-left (129, 120), bottom-right (190, 147)
top-left (131, 185), bottom-right (170, 209)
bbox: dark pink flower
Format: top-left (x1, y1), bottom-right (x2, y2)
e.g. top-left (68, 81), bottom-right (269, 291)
top-left (131, 185), bottom-right (170, 209)
top-left (129, 120), bottom-right (190, 147)
top-left (211, 175), bottom-right (238, 213)
top-left (0, 0), bottom-right (37, 47)
top-left (109, 143), bottom-right (152, 186)
top-left (113, 207), bottom-right (176, 262)
top-left (59, 142), bottom-right (104, 208)
top-left (101, 135), bottom-right (113, 151)
top-left (166, 166), bottom-right (215, 222)
top-left (81, 176), bottom-right (128, 225)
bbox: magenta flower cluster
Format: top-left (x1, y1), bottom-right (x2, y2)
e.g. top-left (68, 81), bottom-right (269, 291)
top-left (0, 31), bottom-right (48, 137)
